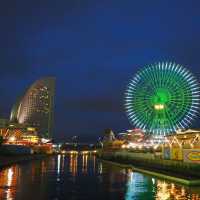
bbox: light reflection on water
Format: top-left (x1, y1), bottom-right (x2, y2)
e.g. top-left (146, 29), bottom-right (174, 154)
top-left (125, 170), bottom-right (153, 200)
top-left (155, 181), bottom-right (200, 200)
top-left (0, 165), bottom-right (19, 200)
top-left (0, 155), bottom-right (199, 200)
top-left (82, 154), bottom-right (88, 174)
top-left (125, 169), bottom-right (200, 200)
top-left (69, 154), bottom-right (78, 176)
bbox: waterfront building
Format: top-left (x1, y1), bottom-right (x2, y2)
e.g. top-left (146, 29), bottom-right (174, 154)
top-left (10, 77), bottom-right (55, 139)
top-left (163, 129), bottom-right (200, 163)
top-left (103, 129), bottom-right (116, 142)
top-left (10, 96), bottom-right (23, 123)
top-left (0, 119), bottom-right (24, 141)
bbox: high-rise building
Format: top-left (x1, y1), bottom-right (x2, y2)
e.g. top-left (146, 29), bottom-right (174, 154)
top-left (10, 77), bottom-right (55, 139)
top-left (10, 96), bottom-right (23, 123)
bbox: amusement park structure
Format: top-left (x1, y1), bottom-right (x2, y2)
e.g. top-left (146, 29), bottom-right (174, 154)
top-left (104, 62), bottom-right (200, 164)
top-left (125, 62), bottom-right (200, 136)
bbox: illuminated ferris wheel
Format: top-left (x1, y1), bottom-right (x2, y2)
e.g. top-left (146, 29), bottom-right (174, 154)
top-left (125, 62), bottom-right (200, 136)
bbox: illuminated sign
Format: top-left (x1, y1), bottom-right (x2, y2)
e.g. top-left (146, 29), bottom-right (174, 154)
top-left (183, 149), bottom-right (200, 163)
top-left (187, 151), bottom-right (200, 161)
top-left (171, 147), bottom-right (183, 160)
top-left (27, 127), bottom-right (36, 131)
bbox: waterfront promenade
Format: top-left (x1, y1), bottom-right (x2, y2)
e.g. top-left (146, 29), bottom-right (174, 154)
top-left (98, 150), bottom-right (200, 186)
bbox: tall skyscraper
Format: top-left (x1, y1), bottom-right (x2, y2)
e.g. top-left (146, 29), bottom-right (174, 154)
top-left (10, 77), bottom-right (55, 139)
top-left (10, 96), bottom-right (23, 123)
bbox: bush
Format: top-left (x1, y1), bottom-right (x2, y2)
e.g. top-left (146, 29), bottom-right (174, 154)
top-left (0, 136), bottom-right (3, 146)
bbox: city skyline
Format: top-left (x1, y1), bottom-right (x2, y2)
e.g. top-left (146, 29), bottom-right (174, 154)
top-left (0, 2), bottom-right (200, 200)
top-left (1, 1), bottom-right (200, 142)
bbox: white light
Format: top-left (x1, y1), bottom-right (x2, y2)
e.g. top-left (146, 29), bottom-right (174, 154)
top-left (9, 137), bottom-right (16, 142)
top-left (57, 154), bottom-right (61, 175)
top-left (154, 104), bottom-right (165, 110)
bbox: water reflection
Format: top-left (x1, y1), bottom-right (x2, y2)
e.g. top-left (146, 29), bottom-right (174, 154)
top-left (93, 155), bottom-right (96, 173)
top-left (69, 154), bottom-right (78, 176)
top-left (125, 169), bottom-right (200, 200)
top-left (82, 154), bottom-right (88, 174)
top-left (57, 154), bottom-right (61, 175)
top-left (156, 181), bottom-right (170, 200)
top-left (0, 165), bottom-right (19, 200)
top-left (98, 162), bottom-right (103, 175)
top-left (41, 160), bottom-right (47, 176)
top-left (155, 180), bottom-right (200, 200)
top-left (125, 170), bottom-right (154, 200)
top-left (0, 155), bottom-right (199, 200)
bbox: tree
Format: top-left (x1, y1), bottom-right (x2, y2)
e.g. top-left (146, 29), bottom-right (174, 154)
top-left (0, 136), bottom-right (3, 146)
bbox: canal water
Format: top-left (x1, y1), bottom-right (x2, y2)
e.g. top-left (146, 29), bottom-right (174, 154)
top-left (0, 154), bottom-right (199, 200)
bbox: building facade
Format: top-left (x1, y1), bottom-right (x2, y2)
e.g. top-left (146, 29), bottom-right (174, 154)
top-left (10, 77), bottom-right (55, 139)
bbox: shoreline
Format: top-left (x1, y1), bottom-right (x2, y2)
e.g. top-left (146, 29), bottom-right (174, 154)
top-left (100, 159), bottom-right (200, 186)
top-left (0, 154), bottom-right (54, 169)
top-left (98, 152), bottom-right (200, 186)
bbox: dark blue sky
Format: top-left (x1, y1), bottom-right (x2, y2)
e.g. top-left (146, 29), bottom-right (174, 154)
top-left (1, 1), bottom-right (200, 142)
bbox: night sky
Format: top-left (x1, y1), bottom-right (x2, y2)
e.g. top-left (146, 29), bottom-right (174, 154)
top-left (1, 1), bottom-right (200, 142)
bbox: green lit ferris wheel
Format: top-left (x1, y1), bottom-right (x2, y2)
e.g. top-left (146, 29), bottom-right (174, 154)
top-left (125, 62), bottom-right (200, 136)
